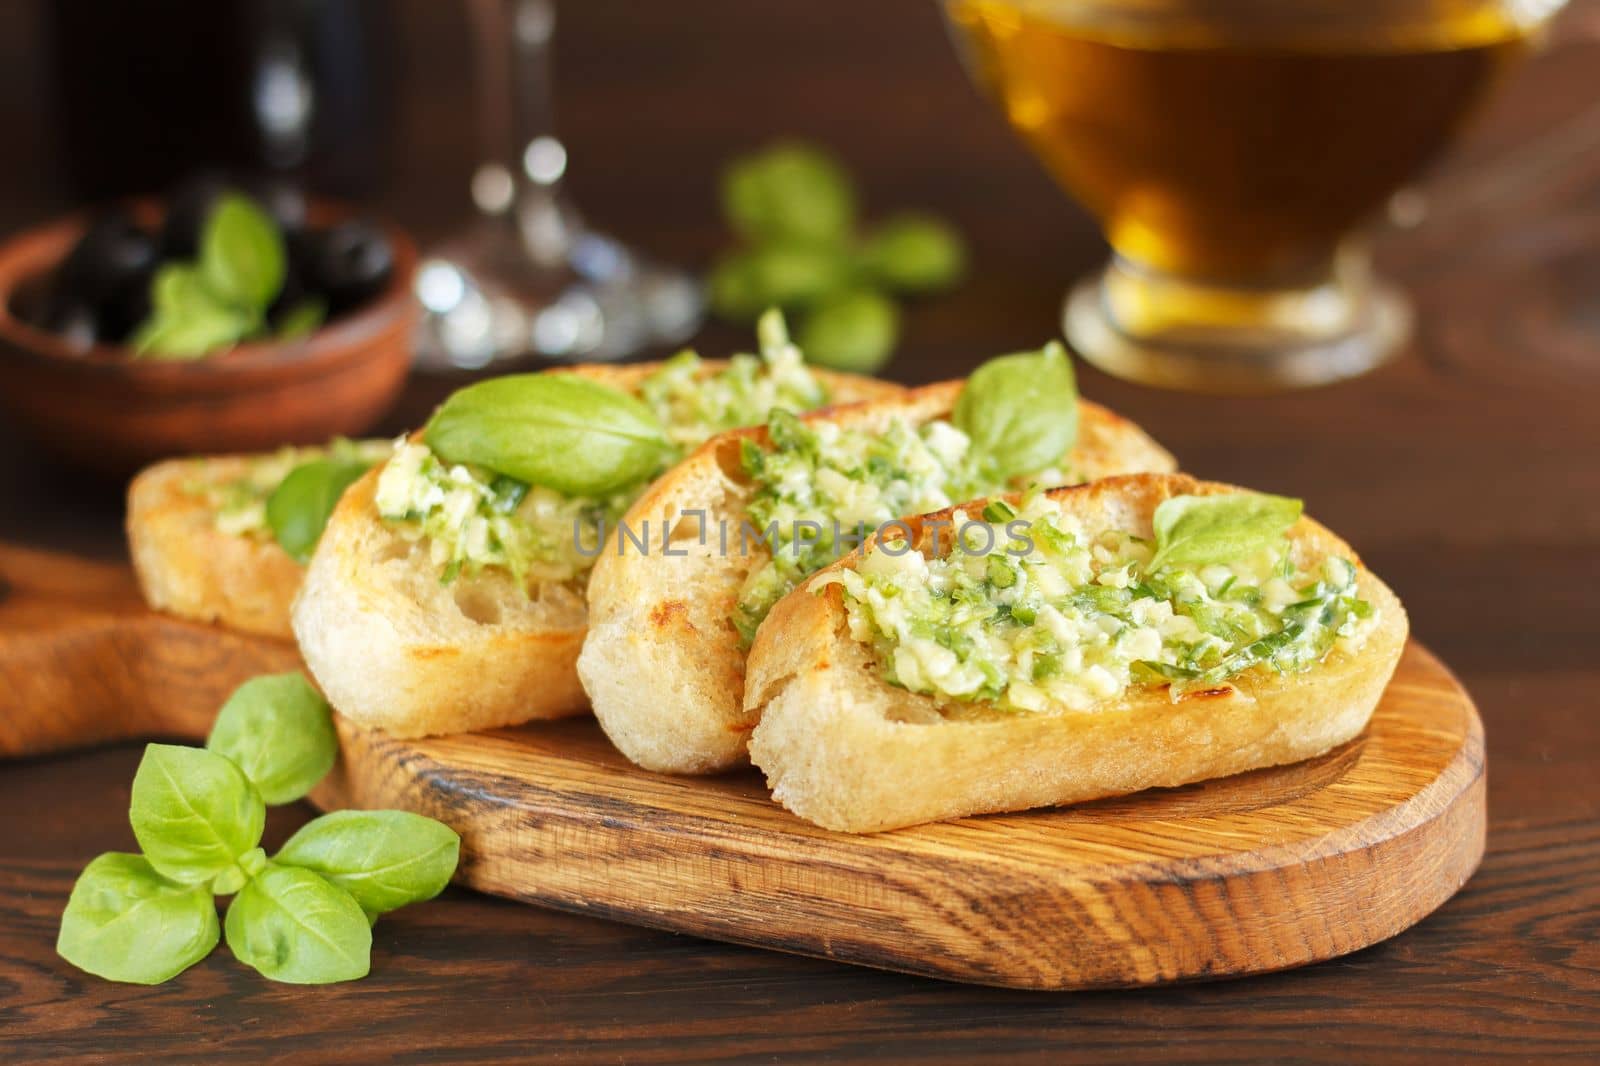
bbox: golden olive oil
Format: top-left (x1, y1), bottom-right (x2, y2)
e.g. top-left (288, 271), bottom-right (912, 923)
top-left (946, 0), bottom-right (1542, 283)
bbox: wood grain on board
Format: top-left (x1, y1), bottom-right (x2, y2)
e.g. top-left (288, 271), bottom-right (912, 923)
top-left (0, 544), bottom-right (298, 756)
top-left (320, 644), bottom-right (1484, 990)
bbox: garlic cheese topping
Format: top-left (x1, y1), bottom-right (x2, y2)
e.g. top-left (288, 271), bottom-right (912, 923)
top-left (638, 335), bottom-right (827, 452)
top-left (734, 412), bottom-right (1077, 645)
top-left (375, 316), bottom-right (833, 589)
top-left (826, 495), bottom-right (1377, 713)
top-left (375, 440), bottom-right (628, 585)
top-left (190, 439), bottom-right (391, 538)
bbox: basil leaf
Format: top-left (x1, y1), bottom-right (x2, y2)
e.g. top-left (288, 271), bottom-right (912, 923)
top-left (1148, 492), bottom-right (1304, 572)
top-left (953, 342), bottom-right (1078, 483)
top-left (740, 243), bottom-right (856, 310)
top-left (722, 142), bottom-right (856, 246)
top-left (132, 264), bottom-right (257, 360)
top-left (200, 194), bottom-right (286, 312)
top-left (149, 263), bottom-right (217, 318)
top-left (275, 298), bottom-right (327, 341)
top-left (224, 862), bottom-right (370, 984)
top-left (860, 212), bottom-right (966, 293)
top-left (56, 853), bottom-right (219, 985)
top-left (424, 374), bottom-right (669, 496)
top-left (132, 265), bottom-right (256, 361)
top-left (130, 744), bottom-right (265, 885)
top-left (132, 304), bottom-right (253, 360)
top-left (265, 457), bottom-right (371, 563)
top-left (275, 810), bottom-right (460, 917)
top-left (206, 673), bottom-right (338, 805)
top-left (796, 289), bottom-right (899, 374)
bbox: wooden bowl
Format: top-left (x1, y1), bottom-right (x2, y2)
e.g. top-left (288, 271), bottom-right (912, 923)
top-left (0, 204), bottom-right (418, 473)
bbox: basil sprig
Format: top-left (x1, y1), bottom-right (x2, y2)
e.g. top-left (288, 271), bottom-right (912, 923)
top-left (1148, 492), bottom-right (1304, 572)
top-left (423, 373), bottom-right (670, 497)
top-left (57, 673), bottom-right (460, 986)
top-left (133, 193), bottom-right (324, 360)
top-left (710, 142), bottom-right (967, 373)
top-left (953, 342), bottom-right (1078, 483)
top-left (133, 264), bottom-right (256, 359)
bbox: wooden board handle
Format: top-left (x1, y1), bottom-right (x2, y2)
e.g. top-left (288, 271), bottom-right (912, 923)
top-left (0, 544), bottom-right (300, 758)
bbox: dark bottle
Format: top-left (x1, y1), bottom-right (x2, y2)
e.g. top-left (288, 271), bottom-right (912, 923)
top-left (44, 0), bottom-right (396, 203)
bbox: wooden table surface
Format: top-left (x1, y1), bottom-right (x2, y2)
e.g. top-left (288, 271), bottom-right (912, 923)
top-left (3, 2), bottom-right (1599, 1062)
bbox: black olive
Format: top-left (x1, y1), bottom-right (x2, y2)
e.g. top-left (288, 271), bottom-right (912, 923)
top-left (58, 210), bottom-right (158, 305)
top-left (93, 266), bottom-right (155, 343)
top-left (53, 210), bottom-right (159, 344)
top-left (301, 220), bottom-right (393, 316)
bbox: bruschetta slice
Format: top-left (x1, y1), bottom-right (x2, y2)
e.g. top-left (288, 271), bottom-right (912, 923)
top-left (745, 474), bottom-right (1407, 832)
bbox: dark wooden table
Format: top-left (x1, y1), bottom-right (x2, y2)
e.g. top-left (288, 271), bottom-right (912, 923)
top-left (3, 2), bottom-right (1599, 1062)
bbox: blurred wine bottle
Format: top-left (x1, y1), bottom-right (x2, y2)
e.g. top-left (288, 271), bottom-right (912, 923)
top-left (45, 0), bottom-right (395, 201)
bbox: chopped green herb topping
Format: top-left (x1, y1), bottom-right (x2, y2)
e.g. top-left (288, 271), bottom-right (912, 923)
top-left (376, 311), bottom-right (833, 590)
top-left (826, 494), bottom-right (1375, 712)
top-left (186, 438), bottom-right (390, 539)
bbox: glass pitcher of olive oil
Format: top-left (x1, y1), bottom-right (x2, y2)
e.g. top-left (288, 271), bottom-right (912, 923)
top-left (943, 0), bottom-right (1566, 391)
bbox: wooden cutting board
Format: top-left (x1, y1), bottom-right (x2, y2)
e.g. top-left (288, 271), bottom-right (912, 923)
top-left (0, 543), bottom-right (1485, 990)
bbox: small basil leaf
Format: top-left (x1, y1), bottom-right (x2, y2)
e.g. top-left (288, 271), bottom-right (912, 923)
top-left (953, 341), bottom-right (1078, 482)
top-left (149, 263), bottom-right (216, 317)
top-left (275, 298), bottom-right (327, 341)
top-left (722, 142), bottom-right (856, 246)
top-left (224, 862), bottom-right (370, 984)
top-left (859, 213), bottom-right (966, 293)
top-left (131, 303), bottom-right (254, 360)
top-left (200, 193), bottom-right (286, 312)
top-left (130, 744), bottom-right (265, 885)
top-left (1148, 492), bottom-right (1304, 572)
top-left (265, 458), bottom-right (372, 563)
top-left (206, 673), bottom-right (338, 805)
top-left (796, 289), bottom-right (899, 374)
top-left (423, 374), bottom-right (669, 496)
top-left (743, 242), bottom-right (856, 310)
top-left (275, 810), bottom-right (460, 917)
top-left (57, 853), bottom-right (219, 985)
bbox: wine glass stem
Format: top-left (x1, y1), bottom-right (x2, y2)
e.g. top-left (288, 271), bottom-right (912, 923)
top-left (468, 0), bottom-right (578, 265)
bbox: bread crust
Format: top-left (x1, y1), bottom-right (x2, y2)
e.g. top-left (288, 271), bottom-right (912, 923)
top-left (127, 457), bottom-right (306, 640)
top-left (289, 362), bottom-right (901, 738)
top-left (743, 474), bottom-right (1410, 832)
top-left (579, 383), bottom-right (1179, 774)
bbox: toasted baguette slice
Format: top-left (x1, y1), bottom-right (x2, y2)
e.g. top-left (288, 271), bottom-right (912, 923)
top-left (579, 383), bottom-right (1177, 775)
top-left (744, 473), bottom-right (1409, 833)
top-left (292, 365), bottom-right (902, 738)
top-left (128, 456), bottom-right (308, 640)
